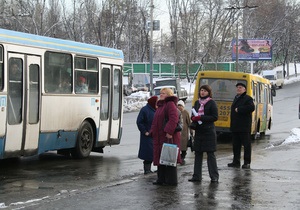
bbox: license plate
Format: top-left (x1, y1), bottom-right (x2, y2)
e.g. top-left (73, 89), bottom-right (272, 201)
top-left (217, 102), bottom-right (231, 118)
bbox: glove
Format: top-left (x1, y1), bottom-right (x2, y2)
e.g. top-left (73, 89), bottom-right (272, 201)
top-left (191, 115), bottom-right (201, 122)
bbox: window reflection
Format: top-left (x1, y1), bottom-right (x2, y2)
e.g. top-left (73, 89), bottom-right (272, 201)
top-left (8, 58), bottom-right (23, 124)
top-left (101, 68), bottom-right (110, 120)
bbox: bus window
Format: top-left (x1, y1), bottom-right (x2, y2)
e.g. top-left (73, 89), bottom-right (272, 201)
top-left (75, 57), bottom-right (86, 69)
top-left (87, 58), bottom-right (97, 70)
top-left (75, 74), bottom-right (88, 93)
top-left (75, 56), bottom-right (98, 94)
top-left (113, 68), bottom-right (121, 120)
top-left (0, 64), bottom-right (3, 91)
top-left (44, 52), bottom-right (72, 93)
top-left (0, 45), bottom-right (3, 90)
top-left (8, 58), bottom-right (23, 124)
top-left (29, 64), bottom-right (39, 124)
top-left (101, 68), bottom-right (110, 120)
top-left (199, 78), bottom-right (245, 101)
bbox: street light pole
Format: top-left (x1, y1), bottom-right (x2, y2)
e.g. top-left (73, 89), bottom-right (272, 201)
top-left (235, 18), bottom-right (239, 72)
top-left (225, 4), bottom-right (258, 72)
top-left (149, 0), bottom-right (154, 95)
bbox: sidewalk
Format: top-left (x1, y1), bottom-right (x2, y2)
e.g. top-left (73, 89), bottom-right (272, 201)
top-left (25, 142), bottom-right (300, 210)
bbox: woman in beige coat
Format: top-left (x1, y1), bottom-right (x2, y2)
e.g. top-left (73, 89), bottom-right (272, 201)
top-left (177, 100), bottom-right (191, 164)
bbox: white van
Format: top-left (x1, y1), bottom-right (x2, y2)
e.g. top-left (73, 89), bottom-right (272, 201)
top-left (262, 70), bottom-right (284, 89)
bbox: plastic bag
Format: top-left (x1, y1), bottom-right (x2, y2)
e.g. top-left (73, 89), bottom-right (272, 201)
top-left (159, 143), bottom-right (179, 167)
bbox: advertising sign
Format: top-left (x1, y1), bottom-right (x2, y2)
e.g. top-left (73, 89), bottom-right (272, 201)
top-left (232, 39), bottom-right (272, 61)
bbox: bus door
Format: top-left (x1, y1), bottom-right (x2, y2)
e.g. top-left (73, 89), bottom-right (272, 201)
top-left (99, 65), bottom-right (122, 145)
top-left (261, 84), bottom-right (268, 131)
top-left (251, 81), bottom-right (259, 135)
top-left (110, 66), bottom-right (122, 144)
top-left (5, 54), bottom-right (40, 157)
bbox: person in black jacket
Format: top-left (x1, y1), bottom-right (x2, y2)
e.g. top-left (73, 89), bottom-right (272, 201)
top-left (188, 85), bottom-right (219, 183)
top-left (228, 82), bottom-right (255, 169)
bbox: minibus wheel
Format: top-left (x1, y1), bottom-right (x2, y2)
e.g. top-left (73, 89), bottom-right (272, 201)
top-left (71, 121), bottom-right (94, 158)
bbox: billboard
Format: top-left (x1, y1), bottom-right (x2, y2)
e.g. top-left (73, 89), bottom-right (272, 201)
top-left (232, 39), bottom-right (272, 61)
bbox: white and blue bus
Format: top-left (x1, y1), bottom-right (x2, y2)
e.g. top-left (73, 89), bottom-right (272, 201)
top-left (0, 28), bottom-right (124, 159)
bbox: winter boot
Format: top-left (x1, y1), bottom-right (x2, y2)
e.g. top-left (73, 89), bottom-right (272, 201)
top-left (181, 151), bottom-right (187, 165)
top-left (144, 163), bottom-right (152, 174)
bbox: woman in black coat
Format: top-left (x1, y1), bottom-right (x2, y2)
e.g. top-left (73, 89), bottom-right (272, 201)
top-left (188, 85), bottom-right (219, 183)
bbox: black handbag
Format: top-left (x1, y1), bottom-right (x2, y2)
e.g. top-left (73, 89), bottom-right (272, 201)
top-left (164, 118), bottom-right (182, 132)
top-left (163, 109), bottom-right (183, 132)
top-left (189, 121), bottom-right (197, 130)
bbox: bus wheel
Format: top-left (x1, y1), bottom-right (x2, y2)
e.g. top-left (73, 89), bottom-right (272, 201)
top-left (71, 121), bottom-right (94, 159)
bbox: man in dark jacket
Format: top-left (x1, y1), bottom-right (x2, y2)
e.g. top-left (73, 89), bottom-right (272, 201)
top-left (228, 82), bottom-right (255, 169)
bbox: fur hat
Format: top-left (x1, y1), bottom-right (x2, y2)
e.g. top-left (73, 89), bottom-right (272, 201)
top-left (177, 100), bottom-right (185, 107)
top-left (148, 96), bottom-right (158, 109)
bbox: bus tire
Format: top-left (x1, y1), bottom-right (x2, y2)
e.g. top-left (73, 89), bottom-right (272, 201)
top-left (71, 121), bottom-right (94, 159)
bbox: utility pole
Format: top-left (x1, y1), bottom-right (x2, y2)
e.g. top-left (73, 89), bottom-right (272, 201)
top-left (149, 0), bottom-right (154, 95)
top-left (225, 4), bottom-right (258, 72)
top-left (235, 17), bottom-right (239, 72)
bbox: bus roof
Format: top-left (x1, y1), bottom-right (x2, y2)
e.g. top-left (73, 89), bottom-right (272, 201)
top-left (0, 28), bottom-right (123, 59)
top-left (197, 71), bottom-right (270, 84)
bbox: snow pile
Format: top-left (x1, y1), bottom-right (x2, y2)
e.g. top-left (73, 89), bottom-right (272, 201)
top-left (282, 128), bottom-right (300, 144)
top-left (0, 203), bottom-right (7, 208)
top-left (123, 91), bottom-right (149, 113)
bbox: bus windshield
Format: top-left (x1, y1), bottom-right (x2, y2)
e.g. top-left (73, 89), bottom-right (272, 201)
top-left (200, 78), bottom-right (246, 101)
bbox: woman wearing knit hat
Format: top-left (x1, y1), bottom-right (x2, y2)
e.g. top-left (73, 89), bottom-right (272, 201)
top-left (136, 96), bottom-right (158, 174)
top-left (188, 84), bottom-right (219, 183)
top-left (177, 100), bottom-right (191, 164)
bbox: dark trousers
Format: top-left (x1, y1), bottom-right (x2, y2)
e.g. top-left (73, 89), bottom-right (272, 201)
top-left (232, 132), bottom-right (252, 164)
top-left (143, 160), bottom-right (152, 164)
top-left (192, 151), bottom-right (219, 181)
top-left (157, 165), bottom-right (178, 185)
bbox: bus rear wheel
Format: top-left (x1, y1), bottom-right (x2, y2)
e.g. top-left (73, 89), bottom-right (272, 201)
top-left (71, 121), bottom-right (94, 158)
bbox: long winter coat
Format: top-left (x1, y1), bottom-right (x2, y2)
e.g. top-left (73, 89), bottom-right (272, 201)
top-left (180, 109), bottom-right (191, 151)
top-left (192, 99), bottom-right (218, 152)
top-left (151, 96), bottom-right (181, 166)
top-left (136, 103), bottom-right (156, 161)
top-left (230, 92), bottom-right (255, 133)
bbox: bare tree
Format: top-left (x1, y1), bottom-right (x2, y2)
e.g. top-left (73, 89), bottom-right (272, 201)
top-left (1, 0), bottom-right (300, 79)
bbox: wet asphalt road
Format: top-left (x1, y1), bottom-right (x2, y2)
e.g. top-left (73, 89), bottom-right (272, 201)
top-left (1, 81), bottom-right (300, 209)
top-left (9, 142), bottom-right (300, 210)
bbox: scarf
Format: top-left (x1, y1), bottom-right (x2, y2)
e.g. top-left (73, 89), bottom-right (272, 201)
top-left (198, 97), bottom-right (212, 116)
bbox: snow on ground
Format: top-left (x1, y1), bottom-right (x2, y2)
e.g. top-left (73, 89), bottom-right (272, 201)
top-left (283, 128), bottom-right (300, 144)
